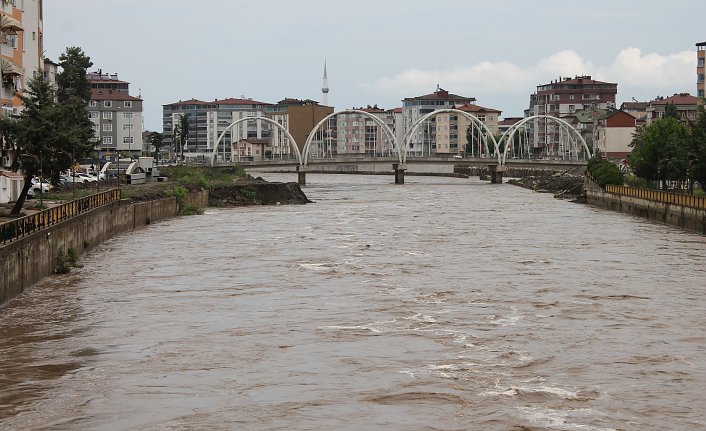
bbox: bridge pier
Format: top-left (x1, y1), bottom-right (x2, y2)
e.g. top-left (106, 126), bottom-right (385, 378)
top-left (393, 163), bottom-right (407, 184)
top-left (297, 165), bottom-right (307, 186)
top-left (487, 164), bottom-right (507, 184)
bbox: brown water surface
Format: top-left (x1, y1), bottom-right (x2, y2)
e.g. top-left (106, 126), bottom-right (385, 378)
top-left (1, 174), bottom-right (705, 430)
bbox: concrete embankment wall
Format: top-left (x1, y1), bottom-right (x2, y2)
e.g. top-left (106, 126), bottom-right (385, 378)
top-left (584, 178), bottom-right (706, 235)
top-left (0, 190), bottom-right (209, 307)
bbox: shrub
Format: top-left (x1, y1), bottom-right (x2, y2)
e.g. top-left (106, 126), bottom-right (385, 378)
top-left (588, 157), bottom-right (624, 187)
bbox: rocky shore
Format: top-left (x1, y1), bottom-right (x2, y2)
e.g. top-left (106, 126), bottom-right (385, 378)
top-left (507, 171), bottom-right (586, 202)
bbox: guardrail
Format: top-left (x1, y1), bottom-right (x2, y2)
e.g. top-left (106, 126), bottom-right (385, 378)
top-left (605, 184), bottom-right (706, 210)
top-left (0, 189), bottom-right (121, 246)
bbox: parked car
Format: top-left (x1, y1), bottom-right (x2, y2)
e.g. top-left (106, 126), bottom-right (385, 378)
top-left (30, 177), bottom-right (52, 193)
top-left (72, 172), bottom-right (98, 183)
top-left (88, 172), bottom-right (106, 181)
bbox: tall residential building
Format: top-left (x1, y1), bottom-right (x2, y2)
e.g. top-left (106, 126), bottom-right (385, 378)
top-left (162, 97), bottom-right (272, 162)
top-left (86, 71), bottom-right (144, 159)
top-left (697, 42), bottom-right (705, 98)
top-left (402, 87), bottom-right (475, 155)
top-left (525, 75), bottom-right (617, 156)
top-left (0, 0), bottom-right (43, 116)
top-left (266, 98), bottom-right (333, 156)
top-left (435, 103), bottom-right (502, 156)
top-left (1, 0), bottom-right (43, 169)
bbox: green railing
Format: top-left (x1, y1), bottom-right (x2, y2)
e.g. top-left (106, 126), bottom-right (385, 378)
top-left (0, 189), bottom-right (121, 245)
top-left (605, 184), bottom-right (706, 210)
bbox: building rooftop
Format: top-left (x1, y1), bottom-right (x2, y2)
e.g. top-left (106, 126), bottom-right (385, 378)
top-left (91, 89), bottom-right (141, 101)
top-left (87, 70), bottom-right (128, 84)
top-left (650, 93), bottom-right (702, 105)
top-left (403, 87), bottom-right (476, 103)
top-left (453, 103), bottom-right (501, 114)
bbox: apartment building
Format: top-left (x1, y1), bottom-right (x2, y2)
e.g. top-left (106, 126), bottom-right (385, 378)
top-left (645, 93), bottom-right (702, 124)
top-left (162, 97), bottom-right (271, 162)
top-left (525, 75), bottom-right (617, 156)
top-left (266, 98), bottom-right (333, 157)
top-left (402, 87), bottom-right (476, 156)
top-left (1, 0), bottom-right (42, 170)
top-left (697, 41), bottom-right (705, 98)
top-left (434, 104), bottom-right (502, 156)
top-left (86, 71), bottom-right (144, 159)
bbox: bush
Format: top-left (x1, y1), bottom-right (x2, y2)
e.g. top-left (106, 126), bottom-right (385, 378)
top-left (588, 156), bottom-right (624, 187)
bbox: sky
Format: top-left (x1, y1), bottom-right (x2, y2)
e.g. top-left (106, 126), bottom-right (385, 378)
top-left (44, 0), bottom-right (706, 132)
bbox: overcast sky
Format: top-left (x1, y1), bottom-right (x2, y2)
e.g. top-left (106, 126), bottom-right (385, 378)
top-left (45, 0), bottom-right (706, 131)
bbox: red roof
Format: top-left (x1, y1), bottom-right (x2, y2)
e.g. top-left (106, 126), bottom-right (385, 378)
top-left (650, 93), bottom-right (702, 106)
top-left (164, 98), bottom-right (208, 107)
top-left (214, 97), bottom-right (271, 106)
top-left (391, 107), bottom-right (403, 113)
top-left (453, 103), bottom-right (501, 114)
top-left (91, 89), bottom-right (141, 101)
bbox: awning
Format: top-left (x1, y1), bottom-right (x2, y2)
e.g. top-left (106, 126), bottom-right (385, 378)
top-left (0, 14), bottom-right (22, 34)
top-left (0, 58), bottom-right (23, 77)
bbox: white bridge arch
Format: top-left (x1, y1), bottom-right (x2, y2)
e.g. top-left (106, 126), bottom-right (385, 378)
top-left (210, 116), bottom-right (303, 166)
top-left (302, 109), bottom-right (400, 166)
top-left (403, 108), bottom-right (500, 164)
top-left (497, 115), bottom-right (592, 165)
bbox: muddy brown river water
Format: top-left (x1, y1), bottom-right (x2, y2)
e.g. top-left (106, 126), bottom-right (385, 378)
top-left (1, 174), bottom-right (705, 430)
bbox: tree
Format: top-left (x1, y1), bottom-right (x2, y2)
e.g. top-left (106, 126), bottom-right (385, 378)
top-left (6, 47), bottom-right (95, 214)
top-left (148, 131), bottom-right (164, 163)
top-left (177, 113), bottom-right (190, 161)
top-left (629, 117), bottom-right (688, 190)
top-left (56, 46), bottom-right (93, 103)
top-left (689, 105), bottom-right (706, 192)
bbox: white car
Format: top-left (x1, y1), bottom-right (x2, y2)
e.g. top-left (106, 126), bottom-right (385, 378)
top-left (30, 177), bottom-right (52, 193)
top-left (72, 173), bottom-right (98, 183)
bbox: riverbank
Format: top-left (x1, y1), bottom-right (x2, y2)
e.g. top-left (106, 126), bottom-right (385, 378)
top-left (507, 170), bottom-right (586, 202)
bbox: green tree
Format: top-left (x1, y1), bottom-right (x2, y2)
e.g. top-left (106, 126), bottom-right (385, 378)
top-left (629, 117), bottom-right (688, 190)
top-left (6, 47), bottom-right (95, 214)
top-left (177, 113), bottom-right (190, 161)
top-left (148, 131), bottom-right (164, 163)
top-left (9, 76), bottom-right (62, 213)
top-left (690, 105), bottom-right (706, 192)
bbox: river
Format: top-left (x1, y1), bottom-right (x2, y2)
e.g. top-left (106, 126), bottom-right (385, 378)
top-left (1, 174), bottom-right (705, 430)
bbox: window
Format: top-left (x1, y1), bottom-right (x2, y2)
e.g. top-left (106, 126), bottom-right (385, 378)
top-left (569, 94), bottom-right (575, 100)
top-left (476, 114), bottom-right (486, 122)
top-left (123, 137), bottom-right (134, 144)
top-left (568, 105), bottom-right (576, 113)
top-left (124, 101), bottom-right (133, 108)
top-left (102, 124), bottom-right (112, 132)
top-left (89, 100), bottom-right (97, 107)
top-left (89, 111), bottom-right (99, 119)
top-left (102, 136), bottom-right (112, 145)
top-left (102, 111), bottom-right (112, 120)
top-left (103, 101), bottom-right (112, 107)
top-left (123, 112), bottom-right (134, 120)
top-left (123, 124), bottom-right (134, 132)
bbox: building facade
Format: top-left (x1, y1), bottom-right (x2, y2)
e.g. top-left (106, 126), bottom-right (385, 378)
top-left (697, 41), bottom-right (705, 98)
top-left (266, 98), bottom-right (333, 157)
top-left (402, 87), bottom-right (475, 156)
top-left (86, 71), bottom-right (144, 159)
top-left (162, 97), bottom-right (271, 162)
top-left (1, 0), bottom-right (43, 170)
top-left (525, 75), bottom-right (617, 157)
top-left (645, 93), bottom-right (702, 125)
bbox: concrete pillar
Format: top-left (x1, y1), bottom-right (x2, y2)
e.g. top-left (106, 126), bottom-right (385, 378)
top-left (393, 163), bottom-right (407, 185)
top-left (297, 165), bottom-right (306, 186)
top-left (487, 164), bottom-right (507, 184)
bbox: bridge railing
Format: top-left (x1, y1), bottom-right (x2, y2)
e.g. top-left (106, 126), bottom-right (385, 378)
top-left (605, 184), bottom-right (706, 210)
top-left (0, 189), bottom-right (121, 246)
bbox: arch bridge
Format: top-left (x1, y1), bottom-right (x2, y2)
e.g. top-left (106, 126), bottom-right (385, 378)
top-left (209, 111), bottom-right (591, 185)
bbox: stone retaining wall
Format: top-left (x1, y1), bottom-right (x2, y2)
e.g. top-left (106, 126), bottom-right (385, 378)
top-left (0, 190), bottom-right (208, 307)
top-left (585, 178), bottom-right (706, 235)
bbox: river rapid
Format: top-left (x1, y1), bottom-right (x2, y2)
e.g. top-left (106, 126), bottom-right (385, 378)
top-left (1, 174), bottom-right (705, 430)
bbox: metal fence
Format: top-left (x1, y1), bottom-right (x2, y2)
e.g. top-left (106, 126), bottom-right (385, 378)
top-left (0, 189), bottom-right (121, 246)
top-left (605, 184), bottom-right (706, 210)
